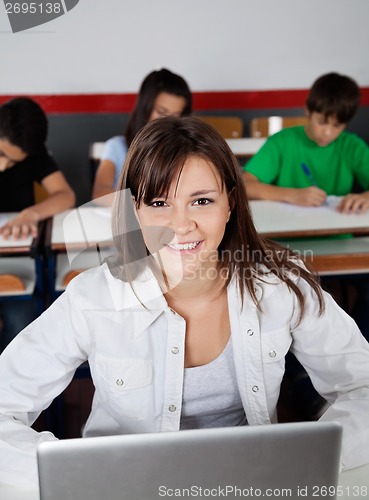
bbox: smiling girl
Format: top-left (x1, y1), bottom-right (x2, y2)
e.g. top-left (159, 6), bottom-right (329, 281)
top-left (1, 116), bottom-right (369, 486)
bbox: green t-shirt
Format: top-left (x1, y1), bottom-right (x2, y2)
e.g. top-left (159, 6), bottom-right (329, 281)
top-left (244, 126), bottom-right (369, 195)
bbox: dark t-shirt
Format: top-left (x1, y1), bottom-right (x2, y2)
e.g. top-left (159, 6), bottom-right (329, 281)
top-left (0, 146), bottom-right (59, 212)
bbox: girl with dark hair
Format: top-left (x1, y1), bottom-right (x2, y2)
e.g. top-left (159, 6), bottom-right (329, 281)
top-left (92, 68), bottom-right (192, 201)
top-left (1, 117), bottom-right (369, 486)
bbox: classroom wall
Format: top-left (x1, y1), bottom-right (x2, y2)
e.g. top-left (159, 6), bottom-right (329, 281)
top-left (1, 0), bottom-right (369, 92)
top-left (1, 0), bottom-right (368, 204)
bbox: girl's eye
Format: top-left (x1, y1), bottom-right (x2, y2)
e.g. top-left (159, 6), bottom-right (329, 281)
top-left (154, 108), bottom-right (168, 117)
top-left (193, 198), bottom-right (212, 206)
top-left (149, 200), bottom-right (167, 207)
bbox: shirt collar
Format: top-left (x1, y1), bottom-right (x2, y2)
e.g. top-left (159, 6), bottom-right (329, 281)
top-left (101, 263), bottom-right (169, 337)
top-left (103, 263), bottom-right (167, 311)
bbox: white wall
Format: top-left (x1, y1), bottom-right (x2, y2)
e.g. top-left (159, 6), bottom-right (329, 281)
top-left (0, 0), bottom-right (368, 94)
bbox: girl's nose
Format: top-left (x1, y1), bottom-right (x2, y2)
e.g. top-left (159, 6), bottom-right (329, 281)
top-left (169, 208), bottom-right (196, 235)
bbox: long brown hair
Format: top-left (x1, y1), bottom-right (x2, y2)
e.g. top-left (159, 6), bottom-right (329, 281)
top-left (110, 116), bottom-right (324, 320)
top-left (125, 68), bottom-right (192, 147)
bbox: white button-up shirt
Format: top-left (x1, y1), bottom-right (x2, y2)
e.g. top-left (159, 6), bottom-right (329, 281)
top-left (1, 263), bottom-right (369, 485)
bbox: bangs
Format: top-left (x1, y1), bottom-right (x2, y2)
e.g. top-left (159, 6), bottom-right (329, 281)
top-left (131, 152), bottom-right (226, 207)
top-left (120, 116), bottom-right (237, 212)
top-left (133, 155), bottom-right (186, 207)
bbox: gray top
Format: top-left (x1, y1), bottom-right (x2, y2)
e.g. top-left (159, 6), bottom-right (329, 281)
top-left (180, 339), bottom-right (247, 429)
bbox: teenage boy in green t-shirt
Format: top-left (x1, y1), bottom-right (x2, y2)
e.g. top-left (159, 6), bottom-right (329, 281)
top-left (244, 72), bottom-right (369, 213)
top-left (244, 73), bottom-right (369, 419)
top-left (244, 73), bottom-right (369, 342)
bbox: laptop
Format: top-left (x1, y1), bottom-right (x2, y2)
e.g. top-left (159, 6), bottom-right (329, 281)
top-left (37, 421), bottom-right (342, 500)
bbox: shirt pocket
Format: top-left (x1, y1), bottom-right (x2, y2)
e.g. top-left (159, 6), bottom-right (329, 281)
top-left (261, 326), bottom-right (292, 364)
top-left (95, 355), bottom-right (153, 420)
top-left (261, 326), bottom-right (292, 399)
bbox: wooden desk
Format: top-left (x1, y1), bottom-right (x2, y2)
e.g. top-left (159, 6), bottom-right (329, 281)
top-left (90, 138), bottom-right (266, 164)
top-left (46, 207), bottom-right (115, 297)
top-left (50, 206), bottom-right (113, 251)
top-left (54, 200), bottom-right (369, 250)
top-left (250, 200), bottom-right (369, 275)
top-left (276, 237), bottom-right (369, 276)
top-left (48, 201), bottom-right (369, 282)
top-left (250, 200), bottom-right (369, 239)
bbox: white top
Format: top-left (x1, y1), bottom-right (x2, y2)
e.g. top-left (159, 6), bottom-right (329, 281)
top-left (0, 263), bottom-right (369, 486)
top-left (180, 339), bottom-right (247, 429)
top-left (100, 136), bottom-right (128, 188)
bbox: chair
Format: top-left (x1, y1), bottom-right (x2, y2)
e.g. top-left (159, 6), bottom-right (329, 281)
top-left (0, 224), bottom-right (46, 355)
top-left (250, 116), bottom-right (307, 138)
top-left (199, 115), bottom-right (244, 138)
top-left (1, 185), bottom-right (50, 330)
top-left (0, 258), bottom-right (35, 294)
top-left (0, 219), bottom-right (45, 305)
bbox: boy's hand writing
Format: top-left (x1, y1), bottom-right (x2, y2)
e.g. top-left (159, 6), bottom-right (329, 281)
top-left (337, 193), bottom-right (369, 214)
top-left (0, 210), bottom-right (39, 240)
top-left (287, 186), bottom-right (327, 206)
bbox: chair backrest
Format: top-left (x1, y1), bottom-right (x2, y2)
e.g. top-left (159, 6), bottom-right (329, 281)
top-left (89, 142), bottom-right (105, 162)
top-left (250, 116), bottom-right (307, 138)
top-left (0, 273), bottom-right (25, 292)
top-left (199, 115), bottom-right (244, 138)
top-left (0, 256), bottom-right (35, 295)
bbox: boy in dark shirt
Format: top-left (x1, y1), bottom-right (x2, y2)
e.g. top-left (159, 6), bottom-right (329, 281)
top-left (0, 97), bottom-right (75, 350)
top-left (0, 97), bottom-right (75, 239)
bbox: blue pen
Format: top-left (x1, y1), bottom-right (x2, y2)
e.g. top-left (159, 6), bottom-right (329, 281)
top-left (301, 163), bottom-right (318, 187)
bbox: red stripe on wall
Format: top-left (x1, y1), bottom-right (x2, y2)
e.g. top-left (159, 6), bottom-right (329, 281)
top-left (0, 94), bottom-right (138, 113)
top-left (193, 89), bottom-right (311, 110)
top-left (1, 88), bottom-right (369, 113)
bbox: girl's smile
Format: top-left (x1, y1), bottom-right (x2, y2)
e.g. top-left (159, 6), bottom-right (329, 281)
top-left (136, 155), bottom-right (231, 285)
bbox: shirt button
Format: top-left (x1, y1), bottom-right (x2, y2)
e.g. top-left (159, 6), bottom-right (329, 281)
top-left (247, 329), bottom-right (254, 336)
top-left (116, 379), bottom-right (124, 386)
top-left (269, 350), bottom-right (277, 358)
top-left (252, 386), bottom-right (259, 393)
top-left (171, 347), bottom-right (179, 354)
top-left (169, 308), bottom-right (176, 315)
top-left (168, 404), bottom-right (177, 412)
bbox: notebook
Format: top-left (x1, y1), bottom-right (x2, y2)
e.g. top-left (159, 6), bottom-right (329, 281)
top-left (37, 421), bottom-right (342, 500)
